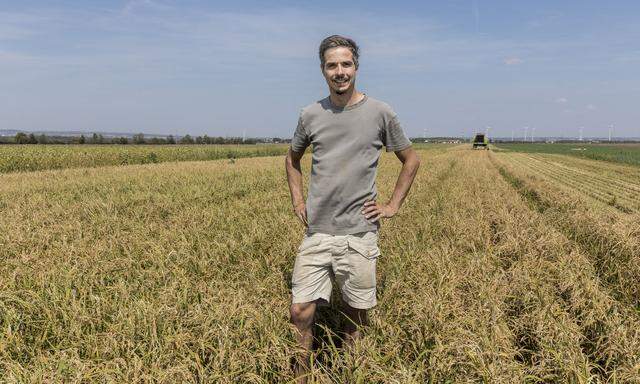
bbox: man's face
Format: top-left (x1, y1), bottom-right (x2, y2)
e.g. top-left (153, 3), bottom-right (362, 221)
top-left (321, 47), bottom-right (357, 95)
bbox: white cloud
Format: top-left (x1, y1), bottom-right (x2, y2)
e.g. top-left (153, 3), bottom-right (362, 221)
top-left (555, 97), bottom-right (568, 104)
top-left (504, 57), bottom-right (523, 65)
top-left (121, 0), bottom-right (168, 16)
top-left (586, 104), bottom-right (596, 110)
top-left (1, 3), bottom-right (633, 79)
top-left (526, 12), bottom-right (563, 29)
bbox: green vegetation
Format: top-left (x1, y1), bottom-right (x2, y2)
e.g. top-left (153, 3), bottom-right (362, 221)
top-left (496, 143), bottom-right (640, 166)
top-left (0, 144), bottom-right (289, 173)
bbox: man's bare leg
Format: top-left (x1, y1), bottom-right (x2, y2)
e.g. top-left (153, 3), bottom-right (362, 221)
top-left (290, 301), bottom-right (317, 384)
top-left (342, 303), bottom-right (368, 347)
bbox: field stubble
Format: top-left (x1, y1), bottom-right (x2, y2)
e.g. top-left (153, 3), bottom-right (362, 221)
top-left (1, 145), bottom-right (639, 382)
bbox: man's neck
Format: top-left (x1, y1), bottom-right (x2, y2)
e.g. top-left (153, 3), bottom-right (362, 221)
top-left (329, 88), bottom-right (364, 109)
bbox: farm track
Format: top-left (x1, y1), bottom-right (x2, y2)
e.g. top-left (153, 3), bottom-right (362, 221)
top-left (1, 146), bottom-right (640, 382)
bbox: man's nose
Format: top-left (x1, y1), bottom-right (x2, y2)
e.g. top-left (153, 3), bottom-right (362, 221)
top-left (336, 64), bottom-right (344, 75)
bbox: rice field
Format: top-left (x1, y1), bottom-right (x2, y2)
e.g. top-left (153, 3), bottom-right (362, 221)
top-left (496, 143), bottom-right (640, 167)
top-left (1, 144), bottom-right (639, 382)
top-left (0, 144), bottom-right (289, 174)
top-left (497, 152), bottom-right (640, 213)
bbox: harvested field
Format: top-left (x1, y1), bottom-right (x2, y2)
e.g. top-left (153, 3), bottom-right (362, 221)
top-left (1, 144), bottom-right (639, 382)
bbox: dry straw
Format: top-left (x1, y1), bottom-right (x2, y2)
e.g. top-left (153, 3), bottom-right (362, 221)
top-left (0, 144), bottom-right (639, 382)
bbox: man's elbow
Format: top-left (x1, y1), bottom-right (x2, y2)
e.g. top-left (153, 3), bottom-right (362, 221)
top-left (286, 148), bottom-right (302, 167)
top-left (410, 153), bottom-right (421, 171)
top-left (400, 149), bottom-right (420, 168)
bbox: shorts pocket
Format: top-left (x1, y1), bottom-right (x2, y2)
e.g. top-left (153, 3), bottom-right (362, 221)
top-left (346, 236), bottom-right (378, 289)
top-left (298, 234), bottom-right (323, 253)
top-left (347, 236), bottom-right (380, 260)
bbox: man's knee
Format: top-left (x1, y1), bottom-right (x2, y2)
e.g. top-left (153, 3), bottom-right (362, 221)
top-left (290, 302), bottom-right (316, 327)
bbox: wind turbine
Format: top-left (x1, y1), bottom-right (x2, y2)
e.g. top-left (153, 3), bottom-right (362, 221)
top-left (608, 124), bottom-right (613, 142)
top-left (579, 127), bottom-right (583, 141)
top-left (524, 126), bottom-right (529, 142)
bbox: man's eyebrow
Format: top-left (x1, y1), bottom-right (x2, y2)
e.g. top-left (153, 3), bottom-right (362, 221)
top-left (325, 60), bottom-right (352, 65)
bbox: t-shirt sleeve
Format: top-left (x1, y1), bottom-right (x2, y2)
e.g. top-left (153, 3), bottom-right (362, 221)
top-left (290, 112), bottom-right (310, 153)
top-left (382, 114), bottom-right (412, 152)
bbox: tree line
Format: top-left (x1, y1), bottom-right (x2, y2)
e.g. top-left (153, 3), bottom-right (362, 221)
top-left (2, 132), bottom-right (288, 145)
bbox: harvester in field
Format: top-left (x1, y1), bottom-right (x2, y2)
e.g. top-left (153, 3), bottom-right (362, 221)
top-left (472, 133), bottom-right (489, 150)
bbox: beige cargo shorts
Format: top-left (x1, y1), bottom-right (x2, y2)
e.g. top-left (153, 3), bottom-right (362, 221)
top-left (291, 231), bottom-right (380, 310)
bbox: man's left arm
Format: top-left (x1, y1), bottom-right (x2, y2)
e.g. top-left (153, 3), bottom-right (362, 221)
top-left (362, 146), bottom-right (420, 222)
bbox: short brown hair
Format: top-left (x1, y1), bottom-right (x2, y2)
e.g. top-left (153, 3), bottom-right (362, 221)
top-left (319, 35), bottom-right (360, 69)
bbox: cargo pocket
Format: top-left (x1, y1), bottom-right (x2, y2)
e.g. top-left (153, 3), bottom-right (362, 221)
top-left (347, 232), bottom-right (380, 260)
top-left (347, 239), bottom-right (380, 260)
top-left (346, 236), bottom-right (379, 289)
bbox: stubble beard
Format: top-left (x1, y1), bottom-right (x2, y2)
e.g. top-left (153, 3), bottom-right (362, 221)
top-left (333, 78), bottom-right (354, 96)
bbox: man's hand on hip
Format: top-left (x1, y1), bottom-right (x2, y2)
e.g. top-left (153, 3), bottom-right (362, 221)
top-left (294, 202), bottom-right (308, 227)
top-left (361, 200), bottom-right (398, 223)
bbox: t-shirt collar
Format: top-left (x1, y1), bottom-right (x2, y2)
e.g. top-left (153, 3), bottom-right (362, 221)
top-left (327, 93), bottom-right (368, 112)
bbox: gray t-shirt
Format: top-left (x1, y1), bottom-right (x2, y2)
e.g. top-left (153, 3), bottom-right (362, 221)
top-left (290, 94), bottom-right (412, 235)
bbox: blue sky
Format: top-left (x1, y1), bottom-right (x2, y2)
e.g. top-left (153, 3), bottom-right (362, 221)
top-left (1, 0), bottom-right (639, 138)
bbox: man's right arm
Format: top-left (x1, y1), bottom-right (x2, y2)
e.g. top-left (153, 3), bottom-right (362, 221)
top-left (285, 148), bottom-right (308, 227)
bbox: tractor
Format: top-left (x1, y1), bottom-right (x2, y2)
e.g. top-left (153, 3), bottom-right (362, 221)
top-left (472, 133), bottom-right (489, 150)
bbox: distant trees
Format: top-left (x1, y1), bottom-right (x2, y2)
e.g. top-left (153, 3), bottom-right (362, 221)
top-left (14, 132), bottom-right (28, 144)
top-left (13, 133), bottom-right (38, 144)
top-left (91, 133), bottom-right (104, 144)
top-left (3, 132), bottom-right (285, 145)
top-left (179, 134), bottom-right (194, 144)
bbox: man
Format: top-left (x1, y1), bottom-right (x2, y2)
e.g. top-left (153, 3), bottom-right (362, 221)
top-left (285, 35), bottom-right (420, 381)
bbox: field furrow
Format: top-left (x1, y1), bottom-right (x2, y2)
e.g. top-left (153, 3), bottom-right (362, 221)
top-left (503, 153), bottom-right (640, 212)
top-left (513, 158), bottom-right (638, 213)
top-left (526, 154), bottom-right (640, 196)
top-left (492, 151), bottom-right (640, 308)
